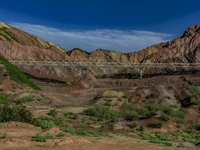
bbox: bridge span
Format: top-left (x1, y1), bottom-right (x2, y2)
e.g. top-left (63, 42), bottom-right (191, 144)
top-left (9, 60), bottom-right (200, 79)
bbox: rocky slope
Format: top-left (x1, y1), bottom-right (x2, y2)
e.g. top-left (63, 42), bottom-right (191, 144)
top-left (0, 22), bottom-right (200, 83)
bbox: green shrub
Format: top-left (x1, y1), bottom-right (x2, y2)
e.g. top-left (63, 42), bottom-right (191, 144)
top-left (0, 93), bottom-right (10, 104)
top-left (0, 103), bottom-right (38, 125)
top-left (32, 132), bottom-right (54, 142)
top-left (129, 122), bottom-right (138, 128)
top-left (152, 119), bottom-right (163, 128)
top-left (171, 109), bottom-right (185, 123)
top-left (165, 96), bottom-right (171, 100)
top-left (94, 74), bottom-right (107, 79)
top-left (155, 132), bottom-right (171, 141)
top-left (160, 113), bottom-right (170, 122)
top-left (139, 131), bottom-right (172, 147)
top-left (160, 105), bottom-right (173, 115)
top-left (40, 120), bottom-right (55, 129)
top-left (61, 125), bottom-right (76, 135)
top-left (146, 92), bottom-right (158, 99)
top-left (146, 104), bottom-right (159, 117)
top-left (14, 96), bottom-right (34, 104)
top-left (47, 108), bottom-right (58, 117)
top-left (121, 103), bottom-right (152, 119)
top-left (168, 85), bottom-right (173, 90)
top-left (61, 124), bottom-right (101, 137)
top-left (51, 116), bottom-right (65, 126)
top-left (76, 130), bottom-right (101, 137)
top-left (56, 132), bottom-right (65, 138)
top-left (185, 126), bottom-right (196, 133)
top-left (121, 109), bottom-right (139, 121)
top-left (84, 104), bottom-right (119, 123)
top-left (1, 132), bottom-right (7, 139)
top-left (183, 82), bottom-right (200, 108)
top-left (64, 111), bottom-right (78, 119)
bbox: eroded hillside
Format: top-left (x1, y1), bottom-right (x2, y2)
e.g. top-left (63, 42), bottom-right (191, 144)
top-left (0, 22), bottom-right (200, 149)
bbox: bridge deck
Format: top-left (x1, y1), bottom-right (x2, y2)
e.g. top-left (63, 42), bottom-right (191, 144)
top-left (8, 60), bottom-right (200, 69)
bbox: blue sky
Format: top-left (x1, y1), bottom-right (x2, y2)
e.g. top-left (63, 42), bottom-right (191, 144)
top-left (0, 0), bottom-right (200, 53)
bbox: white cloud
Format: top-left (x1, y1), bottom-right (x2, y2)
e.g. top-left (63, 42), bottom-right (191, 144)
top-left (9, 22), bottom-right (173, 53)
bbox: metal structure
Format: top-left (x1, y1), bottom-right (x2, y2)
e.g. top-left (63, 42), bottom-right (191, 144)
top-left (9, 60), bottom-right (200, 79)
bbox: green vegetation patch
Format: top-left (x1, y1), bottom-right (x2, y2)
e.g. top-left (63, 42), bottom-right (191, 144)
top-left (0, 93), bottom-right (10, 104)
top-left (139, 131), bottom-right (172, 147)
top-left (94, 74), bottom-right (107, 79)
top-left (61, 124), bottom-right (101, 137)
top-left (183, 82), bottom-right (200, 109)
top-left (0, 103), bottom-right (38, 125)
top-left (14, 96), bottom-right (34, 104)
top-left (84, 104), bottom-right (120, 123)
top-left (0, 27), bottom-right (19, 42)
top-left (0, 55), bottom-right (40, 90)
top-left (40, 120), bottom-right (55, 129)
top-left (64, 111), bottom-right (78, 119)
top-left (32, 132), bottom-right (54, 142)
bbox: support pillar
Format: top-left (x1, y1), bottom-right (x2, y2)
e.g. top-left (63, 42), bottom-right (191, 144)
top-left (140, 68), bottom-right (143, 79)
top-left (79, 67), bottom-right (82, 76)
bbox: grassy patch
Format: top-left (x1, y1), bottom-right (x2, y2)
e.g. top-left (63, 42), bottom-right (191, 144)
top-left (14, 96), bottom-right (34, 104)
top-left (94, 74), bottom-right (107, 79)
top-left (1, 132), bottom-right (7, 139)
top-left (61, 124), bottom-right (101, 137)
top-left (40, 120), bottom-right (55, 129)
top-left (64, 111), bottom-right (78, 119)
top-left (47, 108), bottom-right (58, 117)
top-left (56, 132), bottom-right (65, 138)
top-left (32, 132), bottom-right (54, 142)
top-left (139, 131), bottom-right (172, 147)
top-left (0, 93), bottom-right (10, 104)
top-left (0, 55), bottom-right (40, 90)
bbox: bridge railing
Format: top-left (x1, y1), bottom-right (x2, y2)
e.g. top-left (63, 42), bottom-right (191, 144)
top-left (8, 60), bottom-right (200, 67)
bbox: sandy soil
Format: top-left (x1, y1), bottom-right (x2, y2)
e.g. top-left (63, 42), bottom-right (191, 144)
top-left (0, 122), bottom-right (196, 150)
top-left (1, 73), bottom-right (200, 149)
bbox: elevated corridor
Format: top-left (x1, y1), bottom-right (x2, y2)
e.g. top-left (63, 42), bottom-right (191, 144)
top-left (9, 60), bottom-right (200, 79)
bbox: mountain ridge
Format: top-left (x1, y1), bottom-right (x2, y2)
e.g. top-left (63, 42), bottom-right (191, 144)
top-left (0, 22), bottom-right (200, 82)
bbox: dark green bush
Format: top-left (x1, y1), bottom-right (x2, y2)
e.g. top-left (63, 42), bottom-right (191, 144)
top-left (171, 109), bottom-right (185, 123)
top-left (160, 105), bottom-right (173, 115)
top-left (160, 113), bottom-right (170, 122)
top-left (0, 103), bottom-right (38, 125)
top-left (47, 108), bottom-right (58, 117)
top-left (14, 96), bottom-right (34, 104)
top-left (152, 119), bottom-right (163, 128)
top-left (64, 111), bottom-right (78, 119)
top-left (129, 121), bottom-right (138, 128)
top-left (84, 104), bottom-right (120, 123)
top-left (146, 104), bottom-right (159, 117)
top-left (32, 132), bottom-right (54, 142)
top-left (0, 93), bottom-right (10, 104)
top-left (61, 124), bottom-right (76, 135)
top-left (145, 92), bottom-right (158, 99)
top-left (40, 120), bottom-right (55, 129)
top-left (94, 74), bottom-right (107, 79)
top-left (183, 82), bottom-right (200, 108)
top-left (121, 109), bottom-right (139, 121)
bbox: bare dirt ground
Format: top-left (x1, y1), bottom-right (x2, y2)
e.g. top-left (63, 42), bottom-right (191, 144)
top-left (0, 122), bottom-right (195, 150)
top-left (1, 73), bottom-right (200, 150)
